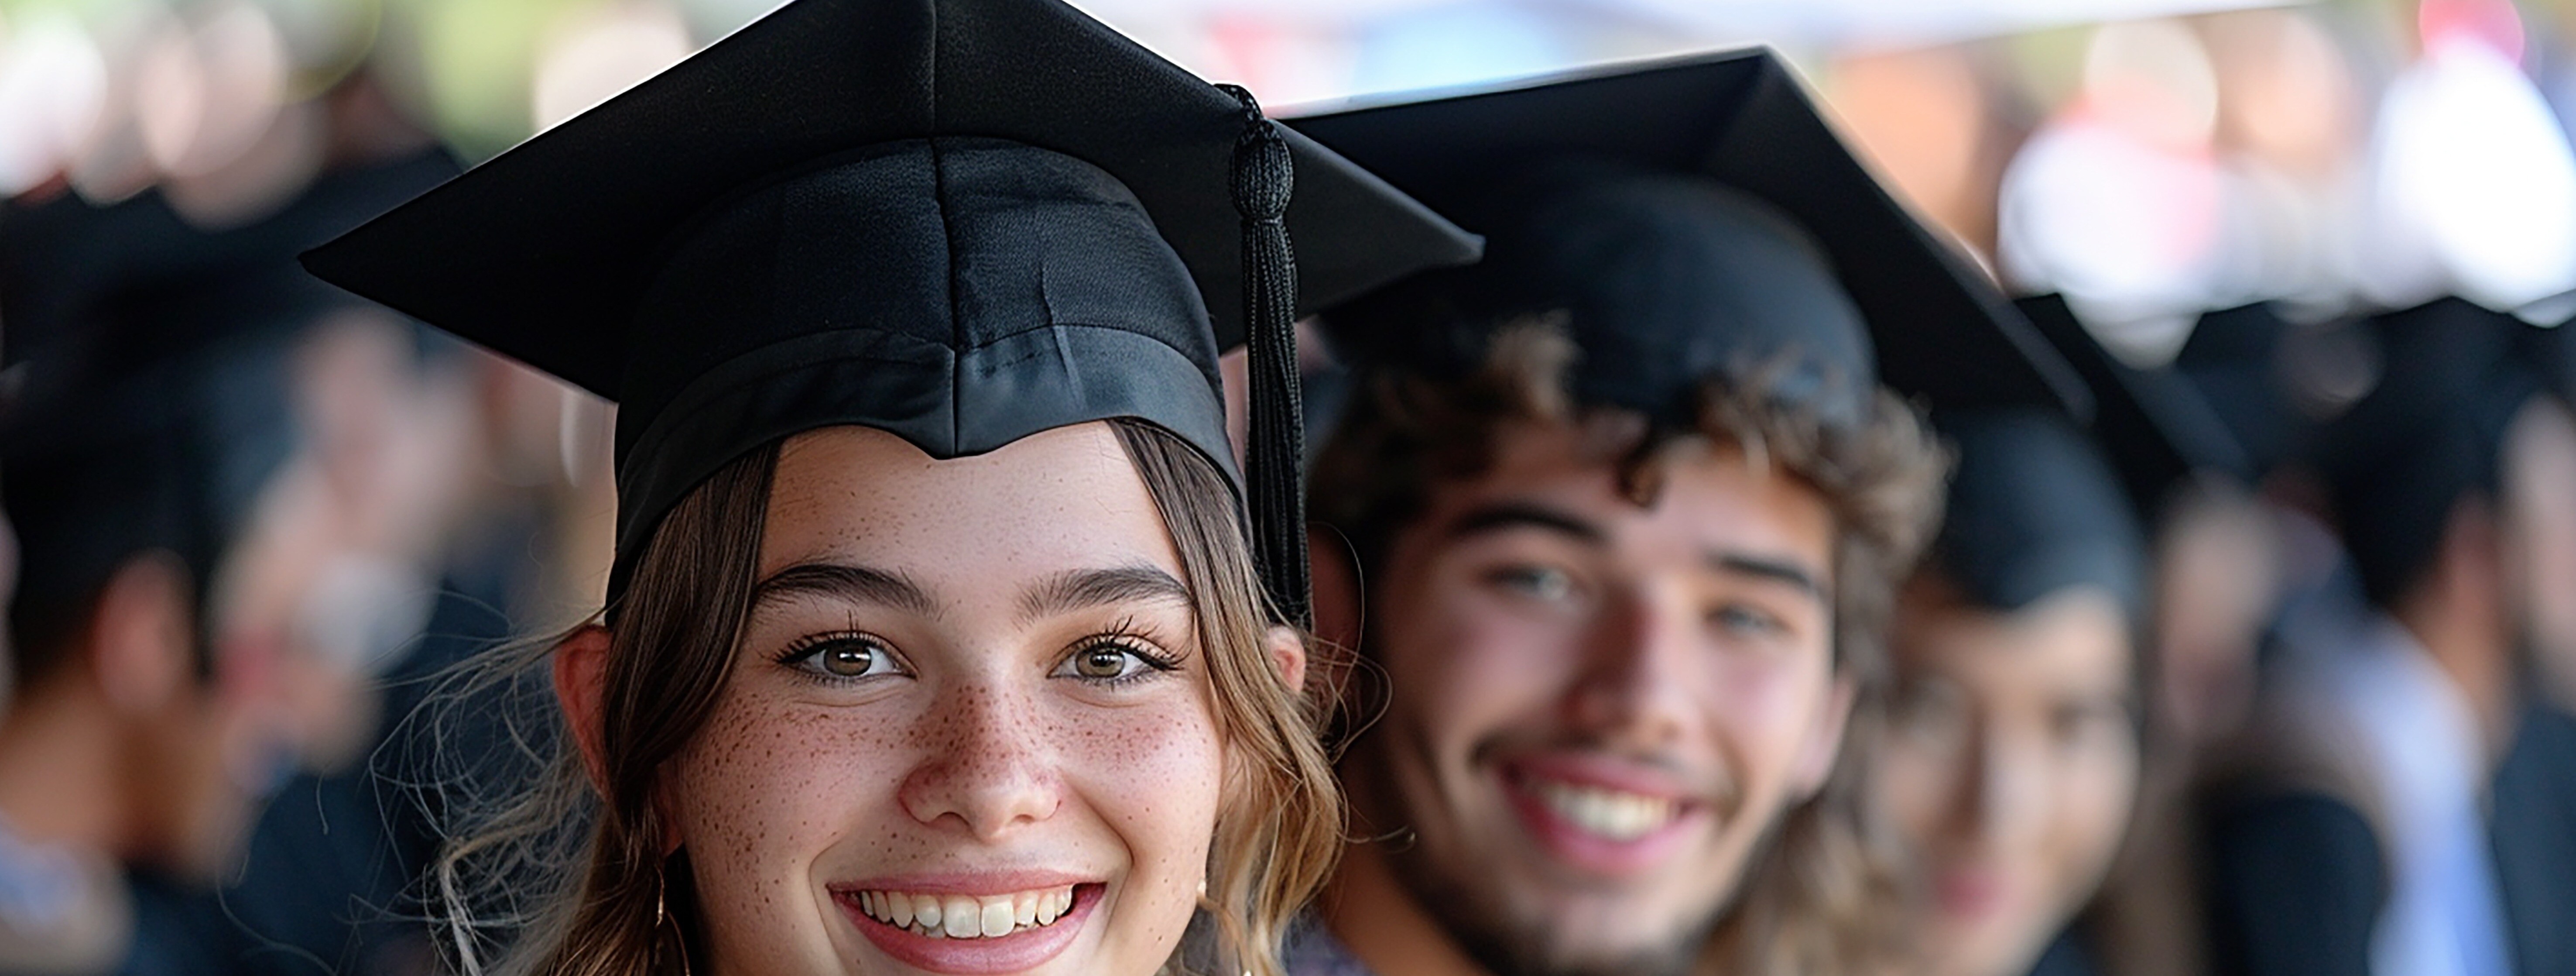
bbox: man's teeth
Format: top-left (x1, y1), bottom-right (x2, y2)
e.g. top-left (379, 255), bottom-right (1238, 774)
top-left (1531, 780), bottom-right (1679, 841)
top-left (852, 887), bottom-right (1077, 939)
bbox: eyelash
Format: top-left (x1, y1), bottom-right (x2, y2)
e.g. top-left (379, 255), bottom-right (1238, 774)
top-left (767, 621), bottom-right (1186, 688)
top-left (772, 630), bottom-right (905, 685)
top-left (1058, 618), bottom-right (1186, 689)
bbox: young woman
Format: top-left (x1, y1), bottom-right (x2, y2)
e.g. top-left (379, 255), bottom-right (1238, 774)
top-left (1871, 410), bottom-right (2149, 976)
top-left (301, 0), bottom-right (1476, 972)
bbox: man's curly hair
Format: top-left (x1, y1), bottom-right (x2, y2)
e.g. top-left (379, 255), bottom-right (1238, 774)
top-left (1308, 315), bottom-right (1949, 976)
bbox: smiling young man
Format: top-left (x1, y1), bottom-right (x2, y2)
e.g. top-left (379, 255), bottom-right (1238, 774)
top-left (1283, 51), bottom-right (2088, 976)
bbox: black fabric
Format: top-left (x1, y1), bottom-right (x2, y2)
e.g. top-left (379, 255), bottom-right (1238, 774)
top-left (2018, 294), bottom-right (2250, 518)
top-left (1931, 409), bottom-right (2147, 620)
top-left (2203, 792), bottom-right (2384, 976)
top-left (2175, 302), bottom-right (2334, 483)
top-left (301, 0), bottom-right (1478, 606)
top-left (1287, 48), bottom-right (2087, 424)
top-left (2026, 931), bottom-right (2104, 976)
top-left (2314, 298), bottom-right (2546, 610)
top-left (2492, 703), bottom-right (2576, 976)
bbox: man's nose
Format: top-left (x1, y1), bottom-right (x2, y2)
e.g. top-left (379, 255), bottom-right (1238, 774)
top-left (1562, 586), bottom-right (1700, 748)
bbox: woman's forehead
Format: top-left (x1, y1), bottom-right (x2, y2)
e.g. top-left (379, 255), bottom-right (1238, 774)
top-left (756, 423), bottom-right (1185, 591)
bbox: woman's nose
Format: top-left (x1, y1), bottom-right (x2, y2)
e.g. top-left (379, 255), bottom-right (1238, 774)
top-left (895, 681), bottom-right (1063, 839)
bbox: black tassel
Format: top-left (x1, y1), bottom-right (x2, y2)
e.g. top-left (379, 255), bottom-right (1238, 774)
top-left (1218, 83), bottom-right (1309, 630)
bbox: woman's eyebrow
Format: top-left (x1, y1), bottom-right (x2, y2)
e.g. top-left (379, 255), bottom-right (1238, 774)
top-left (1018, 565), bottom-right (1190, 622)
top-left (751, 562), bottom-right (938, 616)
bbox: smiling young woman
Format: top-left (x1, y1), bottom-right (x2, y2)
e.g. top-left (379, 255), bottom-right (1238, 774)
top-left (452, 419), bottom-right (1341, 976)
top-left (298, 0), bottom-right (1476, 972)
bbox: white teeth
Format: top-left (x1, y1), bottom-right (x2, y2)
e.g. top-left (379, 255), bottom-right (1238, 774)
top-left (850, 885), bottom-right (1081, 938)
top-left (1531, 780), bottom-right (1679, 842)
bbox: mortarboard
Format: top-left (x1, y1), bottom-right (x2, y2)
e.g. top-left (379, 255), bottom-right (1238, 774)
top-left (2316, 297), bottom-right (2548, 609)
top-left (2172, 302), bottom-right (2321, 481)
top-left (1930, 408), bottom-right (2148, 621)
top-left (1, 151), bottom-right (459, 662)
top-left (300, 0), bottom-right (1480, 622)
top-left (2016, 294), bottom-right (2251, 522)
top-left (1285, 48), bottom-right (2088, 427)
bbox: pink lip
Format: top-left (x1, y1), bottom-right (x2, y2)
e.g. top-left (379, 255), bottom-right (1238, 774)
top-left (1934, 866), bottom-right (2011, 921)
top-left (830, 870), bottom-right (1097, 897)
top-left (836, 882), bottom-right (1103, 975)
top-left (1504, 753), bottom-right (1697, 800)
top-left (1496, 756), bottom-right (1707, 877)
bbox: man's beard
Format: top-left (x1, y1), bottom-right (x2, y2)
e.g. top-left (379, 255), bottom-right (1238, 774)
top-left (1381, 836), bottom-right (1719, 976)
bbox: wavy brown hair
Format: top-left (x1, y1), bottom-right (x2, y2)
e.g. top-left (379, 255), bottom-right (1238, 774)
top-left (425, 419), bottom-right (1343, 976)
top-left (1309, 317), bottom-right (1946, 976)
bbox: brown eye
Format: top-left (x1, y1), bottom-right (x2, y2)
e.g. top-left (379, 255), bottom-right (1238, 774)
top-left (1076, 646), bottom-right (1128, 679)
top-left (1054, 639), bottom-right (1175, 685)
top-left (780, 635), bottom-right (900, 681)
top-left (823, 643), bottom-right (875, 677)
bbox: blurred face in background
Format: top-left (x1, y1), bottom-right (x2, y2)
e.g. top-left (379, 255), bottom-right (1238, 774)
top-left (2504, 396), bottom-right (2576, 710)
top-left (1875, 578), bottom-right (2138, 976)
top-left (2151, 485), bottom-right (2278, 748)
top-left (1347, 420), bottom-right (1852, 976)
top-left (151, 315), bottom-right (462, 876)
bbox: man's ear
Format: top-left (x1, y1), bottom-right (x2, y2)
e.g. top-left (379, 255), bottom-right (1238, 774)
top-left (90, 552), bottom-right (196, 714)
top-left (1789, 674), bottom-right (1859, 801)
top-left (552, 625), bottom-right (615, 794)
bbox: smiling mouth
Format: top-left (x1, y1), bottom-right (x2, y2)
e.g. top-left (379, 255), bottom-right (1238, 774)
top-left (843, 885), bottom-right (1080, 940)
top-left (1516, 775), bottom-right (1688, 842)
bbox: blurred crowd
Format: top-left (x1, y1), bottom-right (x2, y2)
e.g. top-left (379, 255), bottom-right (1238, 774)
top-left (2, 0), bottom-right (2576, 975)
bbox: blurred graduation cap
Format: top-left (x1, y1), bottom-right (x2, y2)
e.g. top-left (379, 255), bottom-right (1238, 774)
top-left (301, 0), bottom-right (1479, 620)
top-left (2016, 294), bottom-right (2251, 521)
top-left (1285, 47), bottom-right (2088, 428)
top-left (0, 151), bottom-right (457, 663)
top-left (2315, 297), bottom-right (2550, 609)
top-left (1930, 407), bottom-right (2147, 620)
top-left (2172, 302), bottom-right (2317, 481)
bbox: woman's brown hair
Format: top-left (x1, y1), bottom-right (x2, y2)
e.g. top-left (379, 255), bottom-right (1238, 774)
top-left (1309, 317), bottom-right (1948, 976)
top-left (425, 419), bottom-right (1342, 976)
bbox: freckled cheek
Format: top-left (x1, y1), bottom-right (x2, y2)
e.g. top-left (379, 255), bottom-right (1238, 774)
top-left (1050, 698), bottom-right (1226, 877)
top-left (665, 691), bottom-right (913, 911)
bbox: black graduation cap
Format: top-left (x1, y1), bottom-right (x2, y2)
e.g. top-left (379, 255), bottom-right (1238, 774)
top-left (2016, 294), bottom-right (2250, 521)
top-left (1931, 408), bottom-right (2148, 621)
top-left (300, 0), bottom-right (1480, 621)
top-left (1, 151), bottom-right (458, 661)
top-left (2316, 297), bottom-right (2549, 610)
top-left (2172, 302), bottom-right (2319, 480)
top-left (1285, 48), bottom-right (2088, 427)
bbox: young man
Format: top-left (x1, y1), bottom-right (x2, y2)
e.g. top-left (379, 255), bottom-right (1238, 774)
top-left (1283, 51), bottom-right (2086, 976)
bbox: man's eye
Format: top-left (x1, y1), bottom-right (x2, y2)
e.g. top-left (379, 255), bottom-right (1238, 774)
top-left (1489, 565), bottom-right (1575, 601)
top-left (1710, 603), bottom-right (1785, 637)
top-left (778, 634), bottom-right (904, 681)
